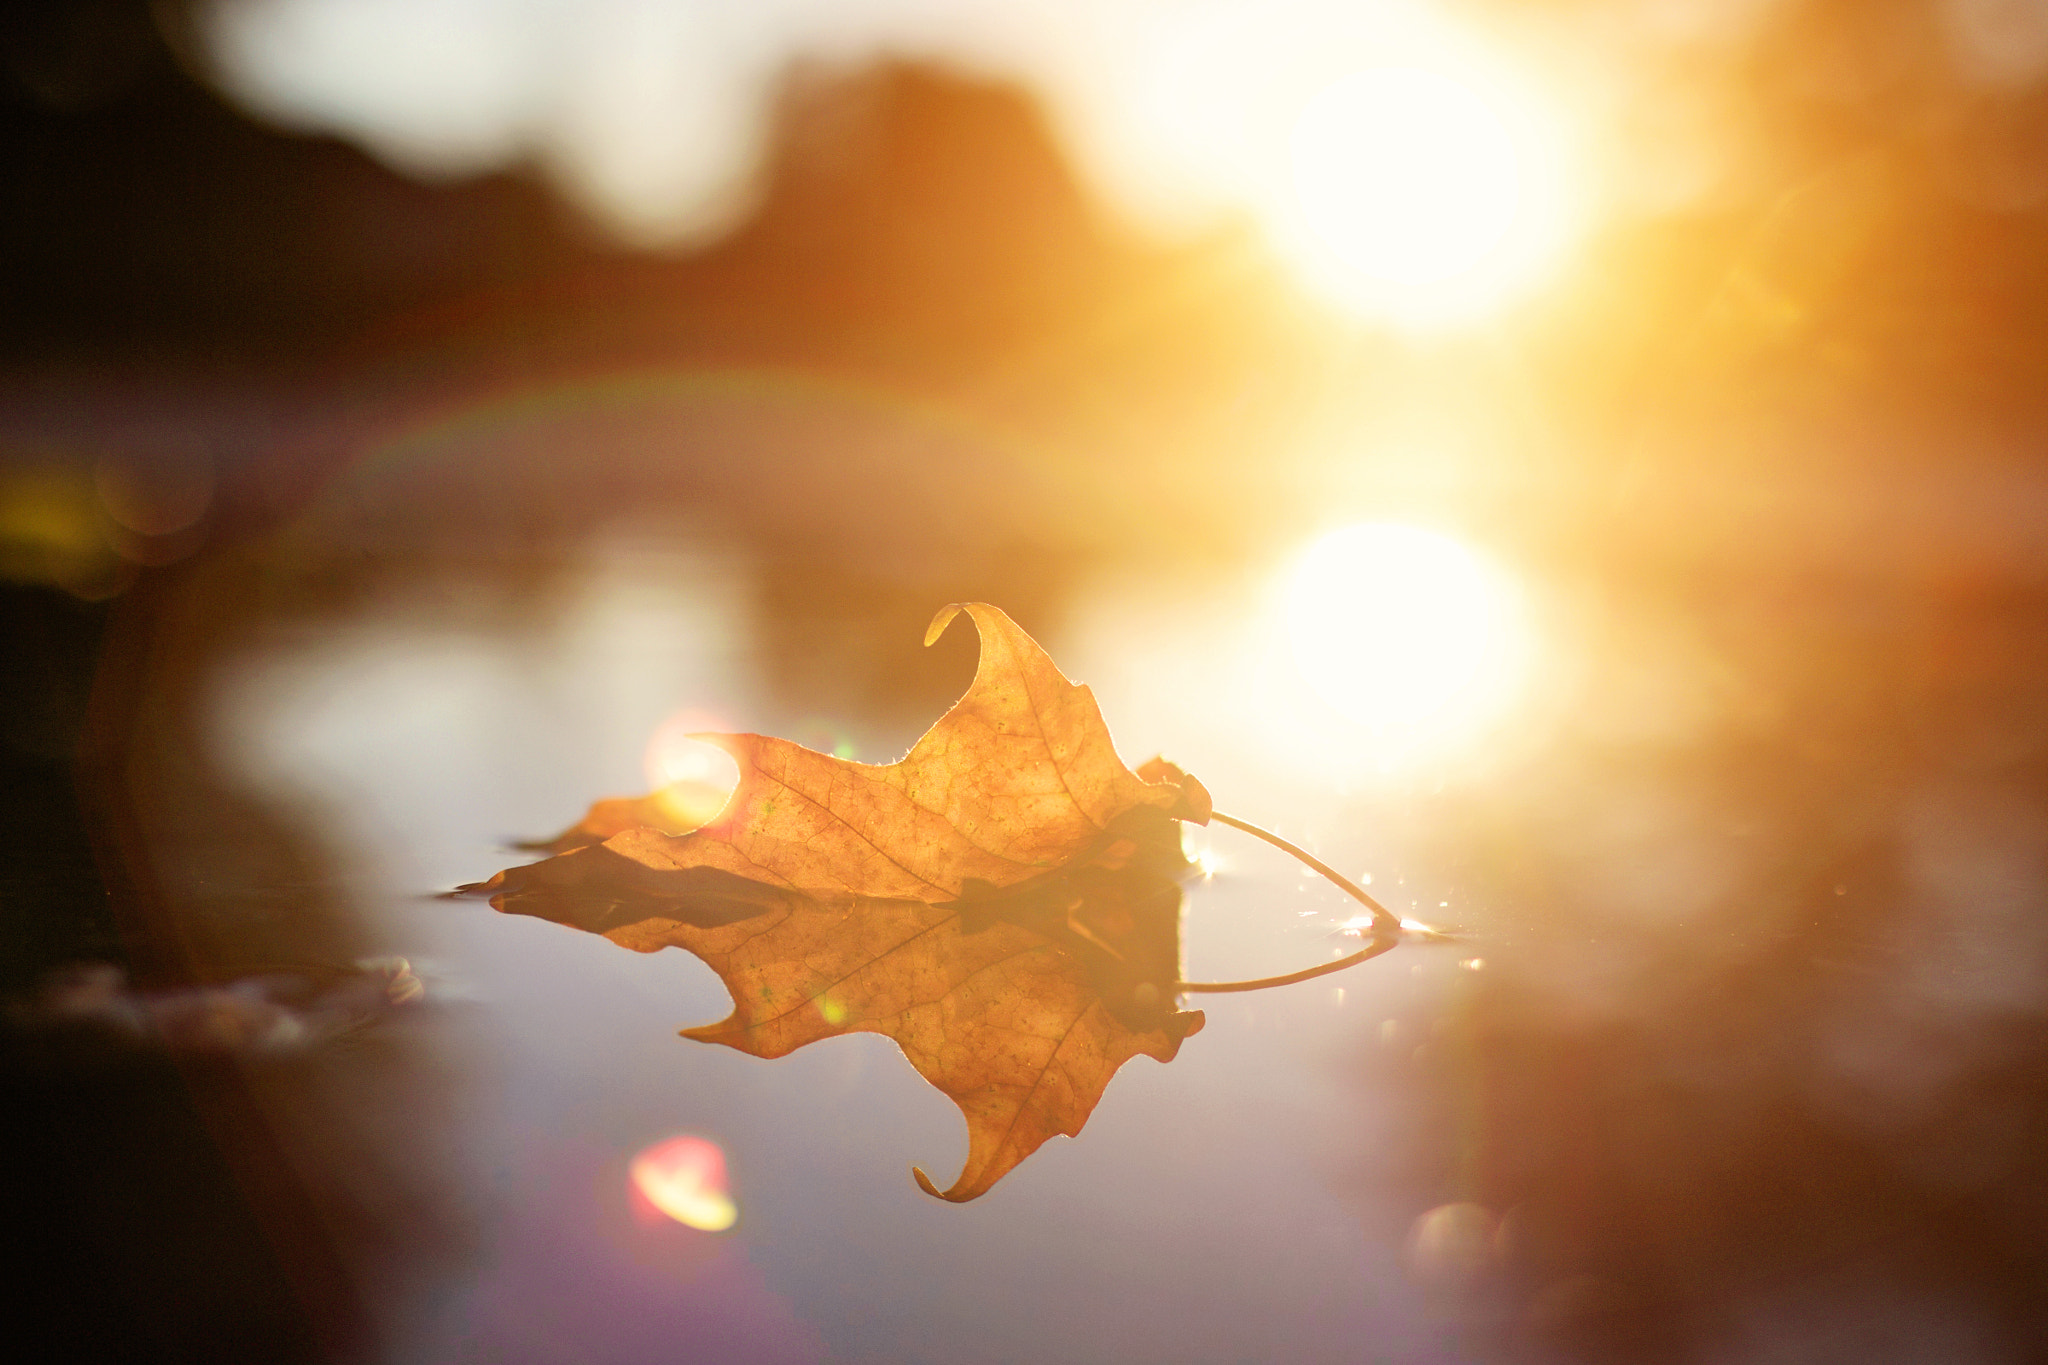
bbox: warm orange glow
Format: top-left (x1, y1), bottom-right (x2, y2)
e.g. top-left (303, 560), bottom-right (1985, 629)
top-left (642, 710), bottom-right (740, 828)
top-left (629, 1135), bottom-right (738, 1232)
top-left (1275, 62), bottom-right (1576, 325)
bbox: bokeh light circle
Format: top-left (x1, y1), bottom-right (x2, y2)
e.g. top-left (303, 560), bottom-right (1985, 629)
top-left (1279, 522), bottom-right (1527, 750)
top-left (629, 1134), bottom-right (738, 1232)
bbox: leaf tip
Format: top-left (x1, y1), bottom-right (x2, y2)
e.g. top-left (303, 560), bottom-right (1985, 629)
top-left (923, 602), bottom-right (967, 648)
top-left (912, 1165), bottom-right (976, 1201)
top-left (678, 1021), bottom-right (729, 1045)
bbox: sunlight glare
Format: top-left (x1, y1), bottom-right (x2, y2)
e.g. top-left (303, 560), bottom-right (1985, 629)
top-left (1279, 63), bottom-right (1574, 325)
top-left (1279, 523), bottom-right (1527, 753)
top-left (630, 1134), bottom-right (738, 1232)
top-left (642, 709), bottom-right (741, 828)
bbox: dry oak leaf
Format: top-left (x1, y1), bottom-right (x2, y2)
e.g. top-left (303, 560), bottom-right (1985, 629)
top-left (517, 779), bottom-right (737, 854)
top-left (470, 602), bottom-right (1214, 1201)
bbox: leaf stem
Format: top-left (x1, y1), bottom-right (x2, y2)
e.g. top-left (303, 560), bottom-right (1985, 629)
top-left (1209, 810), bottom-right (1402, 934)
top-left (1175, 809), bottom-right (1405, 995)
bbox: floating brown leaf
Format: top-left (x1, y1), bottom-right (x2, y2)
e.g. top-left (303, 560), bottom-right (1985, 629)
top-left (469, 603), bottom-right (1213, 1200)
top-left (518, 779), bottom-right (735, 854)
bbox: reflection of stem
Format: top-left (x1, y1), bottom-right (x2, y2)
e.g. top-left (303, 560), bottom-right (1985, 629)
top-left (1178, 935), bottom-right (1401, 994)
top-left (1063, 905), bottom-right (1127, 963)
top-left (1175, 809), bottom-right (1406, 995)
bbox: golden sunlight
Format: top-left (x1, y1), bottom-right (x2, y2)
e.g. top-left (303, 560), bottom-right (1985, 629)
top-left (629, 1134), bottom-right (739, 1232)
top-left (642, 710), bottom-right (742, 829)
top-left (1278, 522), bottom-right (1527, 749)
top-left (1277, 63), bottom-right (1575, 326)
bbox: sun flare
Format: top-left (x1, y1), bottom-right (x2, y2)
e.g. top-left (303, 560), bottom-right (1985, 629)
top-left (642, 710), bottom-right (741, 827)
top-left (1276, 62), bottom-right (1575, 325)
top-left (1278, 522), bottom-right (1527, 750)
top-left (630, 1135), bottom-right (738, 1232)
